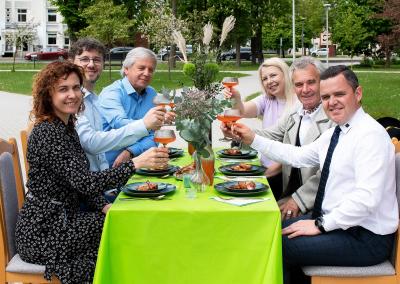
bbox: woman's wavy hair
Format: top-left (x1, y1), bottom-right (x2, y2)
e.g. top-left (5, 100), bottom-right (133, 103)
top-left (30, 61), bottom-right (84, 125)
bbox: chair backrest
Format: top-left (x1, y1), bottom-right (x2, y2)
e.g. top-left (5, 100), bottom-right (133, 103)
top-left (0, 138), bottom-right (24, 209)
top-left (20, 123), bottom-right (33, 176)
top-left (0, 152), bottom-right (19, 261)
top-left (392, 153), bottom-right (400, 271)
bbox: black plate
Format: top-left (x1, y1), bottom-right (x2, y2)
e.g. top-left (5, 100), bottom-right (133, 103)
top-left (217, 149), bottom-right (258, 159)
top-left (223, 163), bottom-right (260, 173)
top-left (219, 164), bottom-right (266, 176)
top-left (121, 183), bottom-right (176, 197)
top-left (168, 147), bottom-right (184, 158)
top-left (123, 182), bottom-right (167, 193)
top-left (214, 181), bottom-right (268, 196)
top-left (218, 149), bottom-right (250, 156)
top-left (136, 165), bottom-right (179, 176)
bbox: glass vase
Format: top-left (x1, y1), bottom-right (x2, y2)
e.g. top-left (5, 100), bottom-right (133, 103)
top-left (190, 151), bottom-right (210, 192)
top-left (200, 144), bottom-right (215, 186)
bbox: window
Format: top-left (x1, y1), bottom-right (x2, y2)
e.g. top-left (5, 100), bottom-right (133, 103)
top-left (18, 9), bottom-right (27, 22)
top-left (64, 37), bottom-right (70, 46)
top-left (48, 33), bottom-right (57, 45)
top-left (48, 9), bottom-right (57, 22)
top-left (6, 8), bottom-right (11, 23)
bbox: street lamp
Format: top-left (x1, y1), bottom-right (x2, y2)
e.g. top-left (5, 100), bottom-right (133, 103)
top-left (324, 3), bottom-right (331, 66)
top-left (292, 0), bottom-right (296, 61)
top-left (301, 17), bottom-right (305, 56)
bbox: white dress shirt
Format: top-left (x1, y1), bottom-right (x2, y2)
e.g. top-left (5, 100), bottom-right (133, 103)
top-left (76, 89), bottom-right (149, 171)
top-left (297, 104), bottom-right (321, 146)
top-left (251, 107), bottom-right (398, 235)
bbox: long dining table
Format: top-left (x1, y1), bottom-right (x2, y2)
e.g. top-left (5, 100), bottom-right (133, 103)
top-left (93, 149), bottom-right (283, 284)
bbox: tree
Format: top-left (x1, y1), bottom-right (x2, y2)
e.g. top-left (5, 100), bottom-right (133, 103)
top-left (332, 0), bottom-right (373, 62)
top-left (5, 21), bottom-right (38, 72)
top-left (138, 0), bottom-right (188, 73)
top-left (376, 0), bottom-right (400, 67)
top-left (78, 0), bottom-right (134, 79)
top-left (50, 0), bottom-right (94, 42)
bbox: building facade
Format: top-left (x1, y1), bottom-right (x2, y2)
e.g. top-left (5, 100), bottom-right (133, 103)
top-left (0, 0), bottom-right (68, 57)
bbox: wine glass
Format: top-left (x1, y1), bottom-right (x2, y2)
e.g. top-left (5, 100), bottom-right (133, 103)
top-left (153, 94), bottom-right (175, 126)
top-left (222, 77), bottom-right (239, 91)
top-left (217, 109), bottom-right (241, 142)
top-left (154, 129), bottom-right (176, 147)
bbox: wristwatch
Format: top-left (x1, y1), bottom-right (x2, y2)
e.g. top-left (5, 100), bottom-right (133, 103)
top-left (314, 216), bottom-right (326, 233)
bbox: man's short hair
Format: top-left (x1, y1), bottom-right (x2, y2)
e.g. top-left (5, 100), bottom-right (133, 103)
top-left (289, 56), bottom-right (325, 81)
top-left (320, 65), bottom-right (359, 91)
top-left (69, 38), bottom-right (107, 60)
top-left (121, 47), bottom-right (157, 76)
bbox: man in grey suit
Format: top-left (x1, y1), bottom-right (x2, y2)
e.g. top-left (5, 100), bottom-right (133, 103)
top-left (258, 57), bottom-right (334, 219)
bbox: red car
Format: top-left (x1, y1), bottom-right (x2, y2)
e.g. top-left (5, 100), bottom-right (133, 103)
top-left (24, 47), bottom-right (68, 61)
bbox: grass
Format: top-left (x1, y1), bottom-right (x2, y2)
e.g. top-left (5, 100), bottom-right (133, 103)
top-left (234, 73), bottom-right (400, 119)
top-left (0, 69), bottom-right (247, 95)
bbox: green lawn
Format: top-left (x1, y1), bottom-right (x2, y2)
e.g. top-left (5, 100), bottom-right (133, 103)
top-left (240, 72), bottom-right (400, 119)
top-left (0, 70), bottom-right (246, 95)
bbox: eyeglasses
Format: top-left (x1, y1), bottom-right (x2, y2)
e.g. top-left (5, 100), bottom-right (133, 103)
top-left (78, 57), bottom-right (103, 65)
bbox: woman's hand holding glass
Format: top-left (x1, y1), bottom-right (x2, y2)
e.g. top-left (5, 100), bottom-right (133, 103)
top-left (131, 147), bottom-right (169, 169)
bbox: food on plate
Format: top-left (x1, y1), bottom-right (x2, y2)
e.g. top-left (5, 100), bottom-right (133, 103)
top-left (137, 181), bottom-right (158, 191)
top-left (223, 148), bottom-right (242, 155)
top-left (230, 163), bottom-right (252, 171)
top-left (175, 162), bottom-right (196, 175)
top-left (229, 181), bottom-right (256, 190)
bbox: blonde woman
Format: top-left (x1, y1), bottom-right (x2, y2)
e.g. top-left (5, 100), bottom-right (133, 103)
top-left (223, 57), bottom-right (297, 197)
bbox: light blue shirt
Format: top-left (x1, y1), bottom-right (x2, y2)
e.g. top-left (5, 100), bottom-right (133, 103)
top-left (98, 77), bottom-right (157, 166)
top-left (76, 88), bottom-right (149, 171)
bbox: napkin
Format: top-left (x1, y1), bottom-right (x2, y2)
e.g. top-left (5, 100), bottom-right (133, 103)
top-left (210, 197), bottom-right (270, 207)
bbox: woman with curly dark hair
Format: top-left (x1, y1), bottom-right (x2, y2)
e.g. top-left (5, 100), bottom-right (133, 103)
top-left (15, 61), bottom-right (168, 284)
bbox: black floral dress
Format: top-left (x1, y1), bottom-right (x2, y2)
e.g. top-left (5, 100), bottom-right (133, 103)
top-left (15, 118), bottom-right (136, 284)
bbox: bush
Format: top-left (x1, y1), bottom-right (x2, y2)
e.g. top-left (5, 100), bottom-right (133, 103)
top-left (204, 63), bottom-right (219, 83)
top-left (183, 63), bottom-right (196, 78)
top-left (359, 57), bottom-right (374, 68)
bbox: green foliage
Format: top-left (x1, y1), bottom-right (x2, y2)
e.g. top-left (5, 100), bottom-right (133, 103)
top-left (50, 0), bottom-right (93, 41)
top-left (78, 0), bottom-right (134, 47)
top-left (174, 86), bottom-right (231, 157)
top-left (331, 3), bottom-right (372, 57)
top-left (182, 63), bottom-right (196, 78)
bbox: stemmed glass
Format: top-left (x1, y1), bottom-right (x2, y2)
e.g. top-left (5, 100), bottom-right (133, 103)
top-left (153, 94), bottom-right (175, 125)
top-left (154, 129), bottom-right (176, 147)
top-left (222, 77), bottom-right (239, 91)
top-left (217, 109), bottom-right (241, 142)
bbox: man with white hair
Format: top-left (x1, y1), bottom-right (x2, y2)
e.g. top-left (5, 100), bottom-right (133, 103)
top-left (98, 47), bottom-right (170, 167)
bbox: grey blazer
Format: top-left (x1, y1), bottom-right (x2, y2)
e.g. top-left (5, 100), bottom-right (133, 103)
top-left (255, 104), bottom-right (334, 213)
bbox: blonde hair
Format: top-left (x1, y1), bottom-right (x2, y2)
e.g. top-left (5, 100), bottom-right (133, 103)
top-left (258, 57), bottom-right (297, 113)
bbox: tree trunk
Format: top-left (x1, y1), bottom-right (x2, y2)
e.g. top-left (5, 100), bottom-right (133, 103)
top-left (235, 41), bottom-right (241, 67)
top-left (385, 48), bottom-right (391, 68)
top-left (170, 0), bottom-right (177, 69)
top-left (12, 49), bottom-right (16, 72)
top-left (251, 25), bottom-right (263, 64)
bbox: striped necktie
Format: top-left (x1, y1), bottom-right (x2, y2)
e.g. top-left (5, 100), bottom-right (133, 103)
top-left (312, 125), bottom-right (342, 218)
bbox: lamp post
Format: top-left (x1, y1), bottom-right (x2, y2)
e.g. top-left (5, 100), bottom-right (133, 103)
top-left (292, 0), bottom-right (296, 61)
top-left (324, 3), bottom-right (331, 66)
top-left (301, 17), bottom-right (305, 56)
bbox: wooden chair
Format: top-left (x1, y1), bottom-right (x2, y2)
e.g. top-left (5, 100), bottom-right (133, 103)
top-left (302, 153), bottom-right (400, 284)
top-left (0, 152), bottom-right (60, 283)
top-left (20, 123), bottom-right (33, 176)
top-left (0, 138), bottom-right (24, 209)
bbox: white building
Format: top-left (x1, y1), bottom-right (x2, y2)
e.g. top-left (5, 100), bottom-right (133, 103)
top-left (0, 0), bottom-right (69, 57)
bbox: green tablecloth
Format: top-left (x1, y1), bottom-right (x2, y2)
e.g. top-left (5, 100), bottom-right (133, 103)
top-left (93, 151), bottom-right (283, 284)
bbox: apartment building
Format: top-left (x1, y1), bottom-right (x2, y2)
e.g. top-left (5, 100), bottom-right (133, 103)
top-left (0, 0), bottom-right (68, 56)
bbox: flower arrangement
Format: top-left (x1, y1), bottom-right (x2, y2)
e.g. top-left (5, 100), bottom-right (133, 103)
top-left (168, 16), bottom-right (236, 158)
top-left (170, 85), bottom-right (231, 158)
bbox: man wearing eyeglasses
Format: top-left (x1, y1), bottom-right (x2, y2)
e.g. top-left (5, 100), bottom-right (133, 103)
top-left (70, 38), bottom-right (166, 173)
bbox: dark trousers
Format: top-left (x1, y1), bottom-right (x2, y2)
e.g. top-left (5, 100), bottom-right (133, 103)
top-left (268, 172), bottom-right (283, 199)
top-left (282, 215), bottom-right (395, 284)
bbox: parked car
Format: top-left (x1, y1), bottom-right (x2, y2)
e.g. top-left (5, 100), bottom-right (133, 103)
top-left (219, 47), bottom-right (252, 61)
top-left (107, 46), bottom-right (134, 61)
top-left (158, 45), bottom-right (192, 61)
top-left (24, 47), bottom-right (68, 61)
top-left (311, 48), bottom-right (328, 57)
